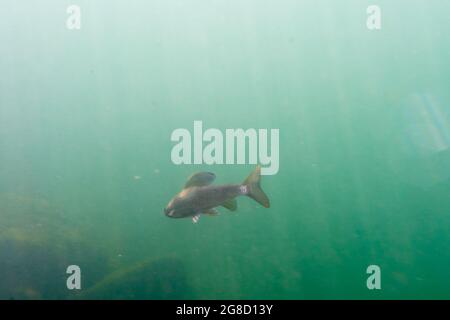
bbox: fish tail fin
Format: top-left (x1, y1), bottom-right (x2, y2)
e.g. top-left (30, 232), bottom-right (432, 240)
top-left (242, 165), bottom-right (270, 208)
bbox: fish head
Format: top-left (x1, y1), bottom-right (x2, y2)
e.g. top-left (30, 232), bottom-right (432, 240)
top-left (164, 189), bottom-right (195, 218)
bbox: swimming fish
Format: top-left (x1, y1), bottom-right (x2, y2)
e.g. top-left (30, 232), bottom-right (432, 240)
top-left (164, 165), bottom-right (270, 223)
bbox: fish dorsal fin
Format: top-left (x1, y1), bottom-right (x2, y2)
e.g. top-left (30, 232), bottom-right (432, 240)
top-left (184, 172), bottom-right (216, 189)
top-left (221, 198), bottom-right (237, 211)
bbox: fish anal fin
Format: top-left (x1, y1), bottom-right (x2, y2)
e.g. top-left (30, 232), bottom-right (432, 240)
top-left (203, 208), bottom-right (219, 216)
top-left (221, 198), bottom-right (237, 211)
top-left (184, 172), bottom-right (216, 189)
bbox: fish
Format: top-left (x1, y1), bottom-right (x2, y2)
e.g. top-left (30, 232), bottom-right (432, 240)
top-left (164, 165), bottom-right (270, 223)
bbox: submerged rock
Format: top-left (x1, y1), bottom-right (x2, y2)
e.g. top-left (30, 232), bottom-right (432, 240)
top-left (0, 193), bottom-right (108, 300)
top-left (0, 193), bottom-right (192, 300)
top-left (78, 257), bottom-right (191, 300)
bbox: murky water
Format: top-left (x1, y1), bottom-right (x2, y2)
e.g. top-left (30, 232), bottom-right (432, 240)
top-left (1, 0), bottom-right (449, 299)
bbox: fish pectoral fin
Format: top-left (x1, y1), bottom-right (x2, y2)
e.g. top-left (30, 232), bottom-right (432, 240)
top-left (184, 172), bottom-right (216, 189)
top-left (221, 199), bottom-right (237, 211)
top-left (203, 208), bottom-right (220, 216)
top-left (192, 214), bottom-right (201, 223)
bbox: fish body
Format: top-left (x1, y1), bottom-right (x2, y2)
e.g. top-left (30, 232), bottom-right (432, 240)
top-left (164, 166), bottom-right (270, 223)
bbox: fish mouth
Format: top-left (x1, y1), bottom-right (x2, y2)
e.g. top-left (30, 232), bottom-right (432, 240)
top-left (164, 208), bottom-right (175, 217)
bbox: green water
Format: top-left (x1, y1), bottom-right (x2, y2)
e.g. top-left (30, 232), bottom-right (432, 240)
top-left (1, 0), bottom-right (450, 299)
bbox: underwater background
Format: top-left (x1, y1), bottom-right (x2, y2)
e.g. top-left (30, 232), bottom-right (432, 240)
top-left (1, 0), bottom-right (449, 299)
